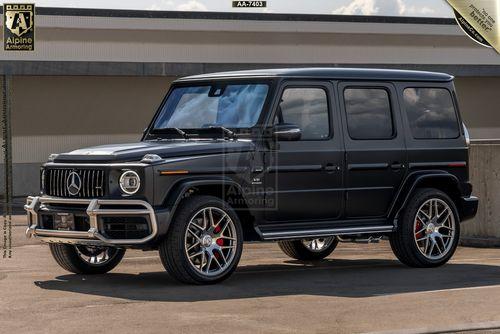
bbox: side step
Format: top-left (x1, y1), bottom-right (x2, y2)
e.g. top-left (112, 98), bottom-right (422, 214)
top-left (259, 225), bottom-right (395, 241)
top-left (338, 236), bottom-right (384, 243)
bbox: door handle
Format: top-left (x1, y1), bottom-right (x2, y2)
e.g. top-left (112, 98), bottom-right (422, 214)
top-left (324, 163), bottom-right (340, 172)
top-left (251, 166), bottom-right (264, 173)
top-left (390, 162), bottom-right (404, 170)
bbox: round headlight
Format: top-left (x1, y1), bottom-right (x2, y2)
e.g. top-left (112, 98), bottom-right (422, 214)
top-left (119, 171), bottom-right (141, 195)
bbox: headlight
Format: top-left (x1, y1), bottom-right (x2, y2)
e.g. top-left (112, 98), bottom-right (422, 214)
top-left (119, 170), bottom-right (141, 195)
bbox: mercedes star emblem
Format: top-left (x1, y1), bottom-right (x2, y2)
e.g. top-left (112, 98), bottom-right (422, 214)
top-left (66, 171), bottom-right (82, 196)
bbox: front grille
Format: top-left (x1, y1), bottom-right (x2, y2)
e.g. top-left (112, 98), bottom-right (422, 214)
top-left (45, 169), bottom-right (105, 198)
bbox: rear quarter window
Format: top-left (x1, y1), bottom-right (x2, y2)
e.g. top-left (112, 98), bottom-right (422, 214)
top-left (403, 88), bottom-right (460, 139)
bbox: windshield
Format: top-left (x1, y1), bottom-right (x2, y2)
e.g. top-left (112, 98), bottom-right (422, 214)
top-left (153, 83), bottom-right (270, 130)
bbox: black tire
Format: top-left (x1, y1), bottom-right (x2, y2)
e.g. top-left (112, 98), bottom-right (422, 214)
top-left (278, 237), bottom-right (339, 261)
top-left (159, 195), bottom-right (244, 284)
top-left (390, 188), bottom-right (460, 268)
top-left (49, 244), bottom-right (125, 274)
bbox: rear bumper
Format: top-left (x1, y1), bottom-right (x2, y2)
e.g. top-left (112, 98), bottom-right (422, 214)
top-left (459, 196), bottom-right (479, 222)
top-left (25, 196), bottom-right (159, 246)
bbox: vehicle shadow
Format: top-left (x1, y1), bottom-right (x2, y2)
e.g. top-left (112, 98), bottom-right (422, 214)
top-left (34, 258), bottom-right (500, 302)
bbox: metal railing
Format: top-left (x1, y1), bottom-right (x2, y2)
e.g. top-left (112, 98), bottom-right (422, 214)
top-left (24, 196), bottom-right (158, 245)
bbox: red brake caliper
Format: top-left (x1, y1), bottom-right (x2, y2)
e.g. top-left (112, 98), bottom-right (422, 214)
top-left (213, 225), bottom-right (224, 257)
top-left (415, 220), bottom-right (424, 239)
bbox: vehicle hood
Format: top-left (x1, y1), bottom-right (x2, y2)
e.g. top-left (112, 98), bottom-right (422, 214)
top-left (53, 140), bottom-right (255, 163)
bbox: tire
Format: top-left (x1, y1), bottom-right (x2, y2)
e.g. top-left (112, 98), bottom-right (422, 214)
top-left (49, 244), bottom-right (125, 274)
top-left (159, 195), bottom-right (244, 284)
top-left (390, 188), bottom-right (460, 268)
top-left (278, 237), bottom-right (338, 261)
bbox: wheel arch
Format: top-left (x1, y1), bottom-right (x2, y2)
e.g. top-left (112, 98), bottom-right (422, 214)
top-left (161, 177), bottom-right (259, 241)
top-left (389, 171), bottom-right (462, 224)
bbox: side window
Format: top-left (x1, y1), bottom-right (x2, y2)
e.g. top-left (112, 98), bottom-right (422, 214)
top-left (344, 88), bottom-right (394, 140)
top-left (403, 88), bottom-right (460, 139)
top-left (275, 87), bottom-right (330, 140)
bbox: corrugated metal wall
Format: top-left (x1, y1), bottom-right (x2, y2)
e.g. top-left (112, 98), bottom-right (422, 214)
top-left (3, 76), bottom-right (174, 195)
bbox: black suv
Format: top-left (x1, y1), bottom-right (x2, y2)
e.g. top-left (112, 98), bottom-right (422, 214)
top-left (25, 68), bottom-right (478, 284)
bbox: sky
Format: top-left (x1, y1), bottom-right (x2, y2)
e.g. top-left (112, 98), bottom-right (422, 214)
top-left (15, 0), bottom-right (454, 17)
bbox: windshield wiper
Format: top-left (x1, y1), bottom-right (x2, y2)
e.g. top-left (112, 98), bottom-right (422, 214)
top-left (208, 126), bottom-right (237, 140)
top-left (150, 127), bottom-right (190, 140)
top-left (173, 127), bottom-right (189, 139)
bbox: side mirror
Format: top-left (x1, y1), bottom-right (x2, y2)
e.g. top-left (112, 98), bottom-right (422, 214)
top-left (272, 123), bottom-right (301, 141)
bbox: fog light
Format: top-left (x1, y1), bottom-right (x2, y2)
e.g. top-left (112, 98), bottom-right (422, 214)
top-left (119, 170), bottom-right (141, 195)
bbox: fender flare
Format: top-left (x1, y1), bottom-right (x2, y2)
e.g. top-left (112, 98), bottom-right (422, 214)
top-left (157, 177), bottom-right (251, 235)
top-left (388, 170), bottom-right (461, 224)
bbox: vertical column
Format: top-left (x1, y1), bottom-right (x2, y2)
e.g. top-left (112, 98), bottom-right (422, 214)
top-left (2, 75), bottom-right (12, 258)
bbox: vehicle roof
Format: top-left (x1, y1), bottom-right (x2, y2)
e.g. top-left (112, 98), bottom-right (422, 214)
top-left (175, 67), bottom-right (454, 83)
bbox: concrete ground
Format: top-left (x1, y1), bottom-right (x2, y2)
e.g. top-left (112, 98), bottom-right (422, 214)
top-left (2, 216), bottom-right (500, 334)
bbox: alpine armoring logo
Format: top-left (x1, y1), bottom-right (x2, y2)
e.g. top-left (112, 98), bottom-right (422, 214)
top-left (3, 3), bottom-right (35, 51)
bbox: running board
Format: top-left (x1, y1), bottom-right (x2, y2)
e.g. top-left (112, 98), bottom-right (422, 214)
top-left (259, 225), bottom-right (395, 241)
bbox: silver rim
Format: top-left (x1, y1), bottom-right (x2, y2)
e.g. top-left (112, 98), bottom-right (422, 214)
top-left (75, 246), bottom-right (117, 266)
top-left (184, 207), bottom-right (238, 277)
top-left (302, 237), bottom-right (336, 252)
top-left (413, 198), bottom-right (456, 260)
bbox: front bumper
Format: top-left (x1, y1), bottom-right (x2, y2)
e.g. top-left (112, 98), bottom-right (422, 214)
top-left (459, 195), bottom-right (479, 222)
top-left (25, 196), bottom-right (158, 246)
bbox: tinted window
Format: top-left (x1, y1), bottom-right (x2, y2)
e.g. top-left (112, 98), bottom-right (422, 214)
top-left (276, 87), bottom-right (330, 140)
top-left (344, 88), bottom-right (394, 139)
top-left (403, 88), bottom-right (459, 139)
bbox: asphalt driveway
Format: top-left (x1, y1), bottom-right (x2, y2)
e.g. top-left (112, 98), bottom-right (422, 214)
top-left (2, 218), bottom-right (500, 333)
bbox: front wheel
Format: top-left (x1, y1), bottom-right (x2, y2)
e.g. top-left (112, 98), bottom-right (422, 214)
top-left (278, 237), bottom-right (338, 261)
top-left (49, 244), bottom-right (125, 274)
top-left (390, 188), bottom-right (460, 268)
top-left (159, 195), bottom-right (243, 284)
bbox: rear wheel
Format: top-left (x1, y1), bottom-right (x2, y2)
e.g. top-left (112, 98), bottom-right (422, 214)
top-left (390, 188), bottom-right (460, 267)
top-left (278, 237), bottom-right (338, 261)
top-left (49, 244), bottom-right (125, 274)
top-left (159, 195), bottom-right (243, 284)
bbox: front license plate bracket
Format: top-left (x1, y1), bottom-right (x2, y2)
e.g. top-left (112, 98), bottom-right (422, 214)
top-left (54, 213), bottom-right (75, 231)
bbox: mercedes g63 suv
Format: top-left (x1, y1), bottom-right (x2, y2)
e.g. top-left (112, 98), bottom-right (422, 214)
top-left (25, 68), bottom-right (478, 284)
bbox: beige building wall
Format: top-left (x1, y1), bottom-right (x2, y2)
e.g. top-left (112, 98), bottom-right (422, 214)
top-left (454, 77), bottom-right (500, 140)
top-left (8, 76), bottom-right (174, 195)
top-left (2, 14), bottom-right (500, 66)
top-left (12, 76), bottom-right (174, 163)
top-left (2, 11), bottom-right (500, 196)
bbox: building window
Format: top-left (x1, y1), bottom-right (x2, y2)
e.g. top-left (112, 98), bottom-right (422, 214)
top-left (276, 87), bottom-right (330, 140)
top-left (344, 88), bottom-right (394, 140)
top-left (403, 88), bottom-right (459, 139)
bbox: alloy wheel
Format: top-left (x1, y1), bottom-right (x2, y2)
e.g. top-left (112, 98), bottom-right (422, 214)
top-left (302, 237), bottom-right (336, 252)
top-left (75, 245), bottom-right (118, 265)
top-left (413, 198), bottom-right (456, 260)
top-left (184, 207), bottom-right (238, 277)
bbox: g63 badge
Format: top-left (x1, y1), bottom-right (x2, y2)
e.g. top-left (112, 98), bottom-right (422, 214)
top-left (3, 3), bottom-right (35, 51)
